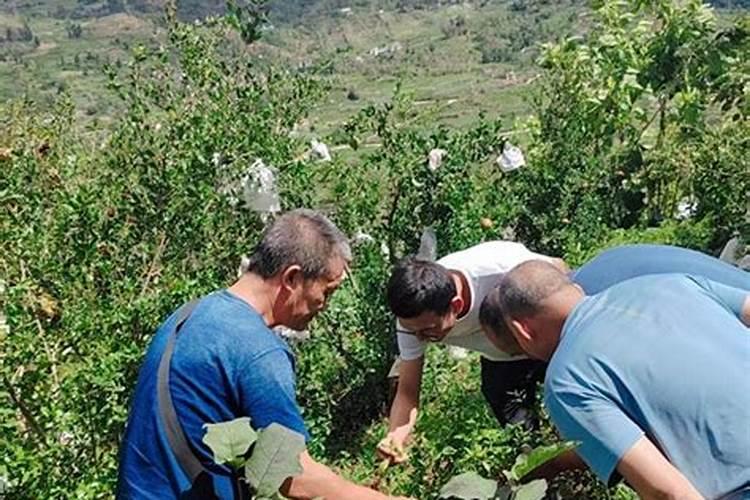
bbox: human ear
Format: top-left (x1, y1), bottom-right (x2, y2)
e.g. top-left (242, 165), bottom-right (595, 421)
top-left (280, 265), bottom-right (304, 292)
top-left (508, 317), bottom-right (534, 354)
top-left (450, 295), bottom-right (464, 315)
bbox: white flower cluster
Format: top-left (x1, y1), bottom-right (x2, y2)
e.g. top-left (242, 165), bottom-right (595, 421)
top-left (274, 326), bottom-right (311, 345)
top-left (496, 143), bottom-right (526, 173)
top-left (310, 139), bottom-right (332, 162)
top-left (241, 159), bottom-right (281, 214)
top-left (427, 148), bottom-right (447, 172)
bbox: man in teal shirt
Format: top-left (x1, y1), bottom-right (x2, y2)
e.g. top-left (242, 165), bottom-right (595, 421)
top-left (497, 261), bottom-right (750, 499)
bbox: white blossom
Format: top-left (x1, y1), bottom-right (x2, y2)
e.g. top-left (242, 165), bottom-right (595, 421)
top-left (352, 231), bottom-right (375, 245)
top-left (446, 346), bottom-right (469, 360)
top-left (380, 241), bottom-right (391, 257)
top-left (241, 159), bottom-right (281, 214)
top-left (675, 198), bottom-right (696, 220)
top-left (310, 139), bottom-right (332, 162)
top-left (274, 326), bottom-right (311, 344)
top-left (496, 143), bottom-right (526, 173)
top-left (427, 148), bottom-right (447, 172)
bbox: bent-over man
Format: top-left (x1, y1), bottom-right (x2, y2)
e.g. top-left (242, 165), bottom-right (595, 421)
top-left (118, 209), bottom-right (409, 500)
top-left (378, 241), bottom-right (568, 462)
top-left (496, 260), bottom-right (750, 500)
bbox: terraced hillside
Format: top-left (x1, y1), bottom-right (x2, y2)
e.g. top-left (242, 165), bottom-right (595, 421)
top-left (1, 0), bottom-right (588, 130)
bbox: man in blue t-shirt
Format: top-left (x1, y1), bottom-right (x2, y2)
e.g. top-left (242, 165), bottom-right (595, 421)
top-left (495, 260), bottom-right (750, 499)
top-left (118, 209), bottom-right (409, 500)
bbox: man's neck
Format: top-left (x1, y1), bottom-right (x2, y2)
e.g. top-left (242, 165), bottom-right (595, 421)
top-left (449, 270), bottom-right (471, 318)
top-left (539, 288), bottom-right (585, 360)
top-left (228, 273), bottom-right (280, 327)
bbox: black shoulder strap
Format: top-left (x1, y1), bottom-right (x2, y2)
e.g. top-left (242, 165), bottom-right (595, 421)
top-left (157, 299), bottom-right (205, 482)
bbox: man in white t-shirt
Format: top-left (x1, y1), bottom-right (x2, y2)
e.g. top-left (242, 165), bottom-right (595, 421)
top-left (377, 241), bottom-right (567, 463)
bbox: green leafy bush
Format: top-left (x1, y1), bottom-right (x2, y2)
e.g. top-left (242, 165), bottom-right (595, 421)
top-left (1, 1), bottom-right (746, 498)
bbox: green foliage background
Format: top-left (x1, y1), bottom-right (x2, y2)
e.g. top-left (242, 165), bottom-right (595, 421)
top-left (1, 0), bottom-right (747, 498)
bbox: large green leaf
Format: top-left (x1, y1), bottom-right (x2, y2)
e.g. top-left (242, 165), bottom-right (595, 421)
top-left (509, 441), bottom-right (578, 481)
top-left (511, 480), bottom-right (547, 500)
top-left (245, 423), bottom-right (305, 497)
top-left (439, 471), bottom-right (498, 500)
top-left (202, 417), bottom-right (258, 468)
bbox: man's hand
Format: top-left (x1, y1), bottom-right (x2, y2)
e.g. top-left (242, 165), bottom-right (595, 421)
top-left (376, 431), bottom-right (410, 464)
top-left (378, 357), bottom-right (423, 464)
top-left (377, 407), bottom-right (417, 464)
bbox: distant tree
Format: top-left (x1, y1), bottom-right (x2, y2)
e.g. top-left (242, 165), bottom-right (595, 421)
top-left (66, 23), bottom-right (83, 39)
top-left (19, 22), bottom-right (34, 42)
top-left (442, 15), bottom-right (468, 38)
top-left (709, 0), bottom-right (750, 7)
top-left (107, 0), bottom-right (124, 14)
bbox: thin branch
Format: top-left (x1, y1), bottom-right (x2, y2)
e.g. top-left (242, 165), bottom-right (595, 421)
top-left (3, 375), bottom-right (46, 445)
top-left (384, 180), bottom-right (403, 266)
top-left (638, 96), bottom-right (668, 143)
top-left (139, 232), bottom-right (168, 299)
top-left (35, 318), bottom-right (60, 396)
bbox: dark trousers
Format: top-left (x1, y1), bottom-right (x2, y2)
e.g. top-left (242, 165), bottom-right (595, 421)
top-left (480, 357), bottom-right (547, 426)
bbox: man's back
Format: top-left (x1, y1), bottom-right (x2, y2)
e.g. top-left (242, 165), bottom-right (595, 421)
top-left (118, 290), bottom-right (308, 499)
top-left (573, 244), bottom-right (750, 294)
top-left (546, 274), bottom-right (750, 499)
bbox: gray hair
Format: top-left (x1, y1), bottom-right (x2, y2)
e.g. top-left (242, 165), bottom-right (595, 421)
top-left (246, 208), bottom-right (351, 279)
top-left (497, 260), bottom-right (572, 319)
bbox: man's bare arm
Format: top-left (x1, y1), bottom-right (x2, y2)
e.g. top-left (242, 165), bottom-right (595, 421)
top-left (617, 436), bottom-right (703, 500)
top-left (281, 451), bottom-right (410, 500)
top-left (376, 356), bottom-right (424, 462)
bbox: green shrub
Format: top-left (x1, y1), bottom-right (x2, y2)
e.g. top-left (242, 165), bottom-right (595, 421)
top-left (1, 1), bottom-right (746, 498)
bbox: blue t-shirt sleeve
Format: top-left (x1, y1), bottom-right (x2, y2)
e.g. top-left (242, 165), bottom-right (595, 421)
top-left (545, 381), bottom-right (643, 483)
top-left (689, 276), bottom-right (749, 320)
top-left (235, 348), bottom-right (310, 442)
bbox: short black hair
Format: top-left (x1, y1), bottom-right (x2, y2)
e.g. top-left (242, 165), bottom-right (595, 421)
top-left (386, 257), bottom-right (456, 318)
top-left (246, 209), bottom-right (351, 280)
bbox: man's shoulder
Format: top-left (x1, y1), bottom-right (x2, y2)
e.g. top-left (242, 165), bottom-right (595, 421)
top-left (438, 241), bottom-right (530, 271)
top-left (602, 273), bottom-right (697, 294)
top-left (178, 291), bottom-right (290, 360)
top-left (544, 326), bottom-right (597, 397)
